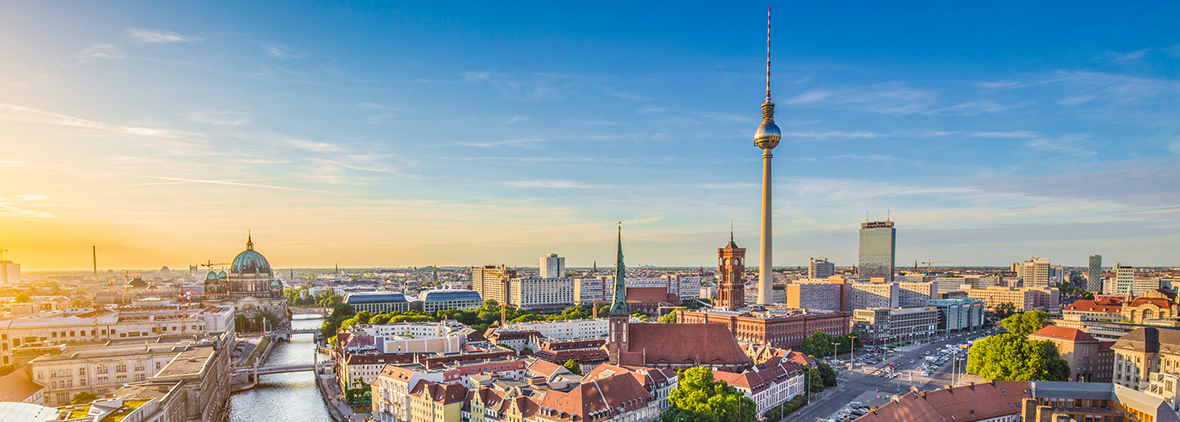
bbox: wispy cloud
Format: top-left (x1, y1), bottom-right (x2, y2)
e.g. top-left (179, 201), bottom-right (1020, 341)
top-left (1024, 133), bottom-right (1095, 156)
top-left (287, 139), bottom-right (340, 152)
top-left (76, 43), bottom-right (124, 59)
top-left (455, 138), bottom-right (547, 148)
top-left (125, 28), bottom-right (193, 43)
top-left (0, 103), bottom-right (194, 140)
top-left (187, 111), bottom-right (252, 126)
top-left (1057, 96), bottom-right (1094, 106)
top-left (463, 71), bottom-right (583, 101)
top-left (1100, 48), bottom-right (1152, 63)
top-left (502, 180), bottom-right (613, 189)
top-left (0, 195), bottom-right (55, 219)
top-left (135, 177), bottom-right (321, 192)
top-left (781, 82), bottom-right (941, 115)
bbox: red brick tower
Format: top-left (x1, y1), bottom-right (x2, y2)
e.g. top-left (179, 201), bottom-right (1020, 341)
top-left (717, 231), bottom-right (747, 310)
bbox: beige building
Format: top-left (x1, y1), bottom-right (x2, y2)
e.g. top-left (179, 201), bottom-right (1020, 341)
top-left (1112, 327), bottom-right (1180, 390)
top-left (1029, 326), bottom-right (1113, 383)
top-left (0, 305), bottom-right (233, 368)
top-left (851, 307), bottom-right (939, 345)
top-left (848, 280), bottom-right (898, 311)
top-left (1017, 257), bottom-right (1052, 287)
top-left (897, 281), bottom-right (937, 308)
top-left (964, 286), bottom-right (1060, 312)
top-left (27, 332), bottom-right (230, 412)
top-left (784, 278), bottom-right (844, 311)
top-left (471, 265), bottom-right (517, 304)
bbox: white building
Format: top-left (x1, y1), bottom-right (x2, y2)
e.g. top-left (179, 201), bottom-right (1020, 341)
top-left (573, 277), bottom-right (607, 304)
top-left (500, 318), bottom-right (616, 341)
top-left (808, 258), bottom-right (835, 279)
top-left (607, 275), bottom-right (702, 303)
top-left (508, 277), bottom-right (574, 312)
top-left (540, 254), bottom-right (565, 279)
top-left (1115, 263), bottom-right (1135, 295)
top-left (711, 357), bottom-right (805, 417)
top-left (0, 260), bottom-right (20, 284)
top-left (848, 281), bottom-right (899, 311)
top-left (338, 321), bottom-right (467, 355)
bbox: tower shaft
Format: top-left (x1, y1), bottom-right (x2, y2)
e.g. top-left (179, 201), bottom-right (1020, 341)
top-left (758, 150), bottom-right (773, 305)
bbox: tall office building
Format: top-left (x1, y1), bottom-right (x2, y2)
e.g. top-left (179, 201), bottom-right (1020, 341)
top-left (808, 257), bottom-right (835, 279)
top-left (858, 221), bottom-right (896, 281)
top-left (1114, 263), bottom-right (1134, 295)
top-left (1087, 255), bottom-right (1103, 293)
top-left (0, 260), bottom-right (19, 284)
top-left (471, 265), bottom-right (517, 304)
top-left (540, 253), bottom-right (565, 279)
top-left (1017, 257), bottom-right (1052, 287)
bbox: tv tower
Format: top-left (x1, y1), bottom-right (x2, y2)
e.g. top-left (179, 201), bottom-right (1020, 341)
top-left (754, 6), bottom-right (781, 305)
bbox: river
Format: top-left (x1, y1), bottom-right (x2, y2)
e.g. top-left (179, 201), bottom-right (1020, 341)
top-left (228, 316), bottom-right (333, 422)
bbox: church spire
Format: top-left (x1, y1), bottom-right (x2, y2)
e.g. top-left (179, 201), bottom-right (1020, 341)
top-left (609, 222), bottom-right (629, 316)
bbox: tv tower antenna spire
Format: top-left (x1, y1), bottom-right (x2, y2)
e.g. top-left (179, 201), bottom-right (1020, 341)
top-left (766, 6), bottom-right (772, 101)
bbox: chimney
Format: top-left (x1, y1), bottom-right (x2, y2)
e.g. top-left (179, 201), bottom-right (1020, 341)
top-left (910, 386), bottom-right (919, 393)
top-left (945, 384), bottom-right (953, 391)
top-left (920, 391), bottom-right (927, 398)
top-left (870, 406), bottom-right (877, 415)
top-left (969, 381), bottom-right (975, 389)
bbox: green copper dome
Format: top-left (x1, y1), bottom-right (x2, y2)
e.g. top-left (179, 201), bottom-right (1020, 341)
top-left (230, 235), bottom-right (272, 275)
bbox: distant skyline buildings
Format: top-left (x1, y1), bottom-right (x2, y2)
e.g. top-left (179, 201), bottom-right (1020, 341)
top-left (540, 253), bottom-right (565, 279)
top-left (1088, 255), bottom-right (1103, 293)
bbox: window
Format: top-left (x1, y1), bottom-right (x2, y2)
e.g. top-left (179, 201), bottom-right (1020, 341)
top-left (116, 364), bottom-right (127, 373)
top-left (79, 379), bottom-right (87, 387)
top-left (79, 367), bottom-right (85, 376)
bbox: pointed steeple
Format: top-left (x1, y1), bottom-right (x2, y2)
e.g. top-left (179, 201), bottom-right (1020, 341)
top-left (246, 230), bottom-right (254, 251)
top-left (609, 222), bottom-right (629, 316)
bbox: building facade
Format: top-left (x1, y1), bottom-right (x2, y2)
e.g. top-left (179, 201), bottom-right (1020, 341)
top-left (344, 292), bottom-right (413, 314)
top-left (897, 281), bottom-right (937, 308)
top-left (927, 297), bottom-right (985, 333)
top-left (848, 281), bottom-right (899, 311)
top-left (508, 277), bottom-right (574, 312)
top-left (417, 290), bottom-right (482, 314)
top-left (539, 254), bottom-right (565, 279)
top-left (716, 236), bottom-right (746, 311)
top-left (808, 257), bottom-right (835, 279)
top-left (1029, 326), bottom-right (1113, 383)
top-left (784, 279), bottom-right (844, 312)
top-left (1115, 263), bottom-right (1135, 296)
top-left (858, 221), bottom-right (896, 281)
top-left (964, 286), bottom-right (1060, 312)
top-left (470, 265), bottom-right (517, 305)
top-left (1088, 255), bottom-right (1103, 293)
top-left (1017, 257), bottom-right (1052, 288)
top-left (851, 307), bottom-right (939, 345)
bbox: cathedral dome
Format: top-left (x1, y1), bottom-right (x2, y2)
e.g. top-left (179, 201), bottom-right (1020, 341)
top-left (206, 271), bottom-right (219, 281)
top-left (230, 234), bottom-right (272, 275)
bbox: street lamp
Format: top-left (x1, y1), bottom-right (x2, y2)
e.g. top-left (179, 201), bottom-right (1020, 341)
top-left (848, 333), bottom-right (860, 372)
top-left (831, 341), bottom-right (842, 364)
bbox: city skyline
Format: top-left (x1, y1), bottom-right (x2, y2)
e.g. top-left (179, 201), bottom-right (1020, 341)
top-left (3, 2), bottom-right (1180, 270)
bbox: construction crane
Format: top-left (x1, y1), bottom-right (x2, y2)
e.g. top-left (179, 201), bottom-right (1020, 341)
top-left (200, 260), bottom-right (230, 271)
top-left (920, 260), bottom-right (956, 272)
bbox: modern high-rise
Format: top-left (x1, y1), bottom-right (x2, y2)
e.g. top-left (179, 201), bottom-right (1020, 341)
top-left (1114, 263), bottom-right (1134, 295)
top-left (1018, 257), bottom-right (1052, 287)
top-left (540, 253), bottom-right (565, 279)
top-left (470, 265), bottom-right (517, 304)
top-left (808, 257), bottom-right (835, 279)
top-left (858, 221), bottom-right (896, 281)
top-left (1087, 255), bottom-right (1103, 293)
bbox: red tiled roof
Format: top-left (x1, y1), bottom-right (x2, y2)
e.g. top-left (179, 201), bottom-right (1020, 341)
top-left (527, 358), bottom-right (566, 378)
top-left (619, 323), bottom-right (751, 368)
top-left (534, 372), bottom-right (653, 421)
top-left (410, 380), bottom-right (468, 405)
top-left (854, 381), bottom-right (1031, 422)
top-left (1064, 300), bottom-right (1121, 313)
top-left (1030, 326), bottom-right (1098, 343)
top-left (712, 356), bottom-right (802, 394)
top-left (625, 287), bottom-right (671, 304)
top-left (783, 350), bottom-right (816, 367)
top-left (1128, 297), bottom-right (1172, 309)
top-left (0, 366), bottom-right (41, 402)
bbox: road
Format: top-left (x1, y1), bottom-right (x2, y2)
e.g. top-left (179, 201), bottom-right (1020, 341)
top-left (784, 328), bottom-right (999, 422)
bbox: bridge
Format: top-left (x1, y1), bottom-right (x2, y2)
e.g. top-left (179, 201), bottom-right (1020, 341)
top-left (291, 307), bottom-right (330, 316)
top-left (270, 328), bottom-right (319, 336)
top-left (232, 361), bottom-right (334, 377)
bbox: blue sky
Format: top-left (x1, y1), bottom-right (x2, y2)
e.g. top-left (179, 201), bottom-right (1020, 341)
top-left (1, 1), bottom-right (1178, 270)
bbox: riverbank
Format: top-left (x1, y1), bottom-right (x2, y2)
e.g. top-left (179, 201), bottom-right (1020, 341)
top-left (227, 316), bottom-right (334, 422)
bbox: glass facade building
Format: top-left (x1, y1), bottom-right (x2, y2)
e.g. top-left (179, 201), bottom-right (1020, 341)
top-left (858, 221), bottom-right (896, 281)
top-left (1087, 255), bottom-right (1103, 293)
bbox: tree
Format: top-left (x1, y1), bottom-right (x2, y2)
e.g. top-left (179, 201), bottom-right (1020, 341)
top-left (966, 332), bottom-right (1070, 381)
top-left (71, 392), bottom-right (99, 405)
top-left (802, 365), bottom-right (826, 393)
top-left (994, 302), bottom-right (1017, 319)
top-left (1080, 291), bottom-right (1095, 300)
top-left (71, 298), bottom-right (88, 307)
top-left (801, 331), bottom-right (836, 357)
top-left (563, 359), bottom-right (582, 375)
top-left (661, 367), bottom-right (757, 422)
top-left (816, 361), bottom-right (837, 387)
top-left (1000, 311), bottom-right (1050, 337)
top-left (14, 292), bottom-right (30, 303)
top-left (658, 310), bottom-right (679, 324)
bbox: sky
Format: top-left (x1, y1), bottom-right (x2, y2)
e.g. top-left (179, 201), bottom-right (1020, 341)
top-left (1, 1), bottom-right (1178, 271)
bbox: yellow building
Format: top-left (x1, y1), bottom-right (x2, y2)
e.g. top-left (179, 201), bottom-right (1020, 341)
top-left (408, 380), bottom-right (467, 422)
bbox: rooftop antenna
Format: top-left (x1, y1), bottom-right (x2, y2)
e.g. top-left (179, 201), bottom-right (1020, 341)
top-left (730, 221), bottom-right (735, 242)
top-left (92, 246), bottom-right (97, 275)
top-left (887, 209), bottom-right (891, 221)
top-left (0, 247), bottom-right (7, 261)
top-left (765, 6), bottom-right (772, 101)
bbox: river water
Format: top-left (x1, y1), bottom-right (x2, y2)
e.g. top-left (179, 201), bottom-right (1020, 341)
top-left (228, 316), bottom-right (333, 422)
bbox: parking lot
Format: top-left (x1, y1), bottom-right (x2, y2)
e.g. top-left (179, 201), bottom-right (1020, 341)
top-left (790, 327), bottom-right (1002, 422)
